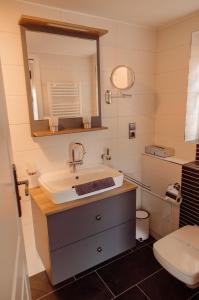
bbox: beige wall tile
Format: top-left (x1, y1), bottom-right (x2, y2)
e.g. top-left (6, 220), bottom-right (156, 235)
top-left (6, 95), bottom-right (29, 125)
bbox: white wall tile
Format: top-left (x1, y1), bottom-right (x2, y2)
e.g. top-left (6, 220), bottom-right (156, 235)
top-left (155, 69), bottom-right (188, 93)
top-left (0, 0), bottom-right (22, 33)
top-left (155, 14), bottom-right (199, 162)
top-left (141, 155), bottom-right (182, 237)
top-left (155, 115), bottom-right (186, 139)
top-left (10, 124), bottom-right (39, 152)
top-left (133, 72), bottom-right (155, 94)
top-left (154, 134), bottom-right (195, 160)
top-left (142, 190), bottom-right (177, 238)
top-left (6, 95), bottom-right (29, 124)
top-left (155, 92), bottom-right (187, 116)
top-left (101, 97), bottom-right (118, 118)
top-left (156, 45), bottom-right (190, 74)
top-left (2, 65), bottom-right (27, 96)
top-left (0, 32), bottom-right (23, 65)
top-left (19, 1), bottom-right (61, 23)
top-left (157, 13), bottom-right (199, 51)
top-left (117, 23), bottom-right (156, 51)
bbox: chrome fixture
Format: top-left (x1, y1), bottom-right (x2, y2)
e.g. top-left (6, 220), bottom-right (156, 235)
top-left (69, 142), bottom-right (86, 173)
top-left (26, 169), bottom-right (37, 176)
top-left (17, 180), bottom-right (29, 196)
top-left (101, 148), bottom-right (111, 161)
top-left (105, 90), bottom-right (132, 104)
top-left (123, 173), bottom-right (151, 191)
top-left (105, 65), bottom-right (135, 104)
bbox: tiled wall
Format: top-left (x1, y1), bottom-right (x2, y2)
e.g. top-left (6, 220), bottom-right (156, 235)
top-left (155, 15), bottom-right (199, 161)
top-left (196, 144), bottom-right (199, 161)
top-left (180, 162), bottom-right (199, 227)
top-left (0, 0), bottom-right (156, 209)
top-left (141, 154), bottom-right (182, 238)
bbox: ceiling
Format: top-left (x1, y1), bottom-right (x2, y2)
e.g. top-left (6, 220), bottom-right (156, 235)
top-left (26, 0), bottom-right (199, 28)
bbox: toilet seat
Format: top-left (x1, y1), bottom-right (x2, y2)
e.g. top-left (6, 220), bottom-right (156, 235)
top-left (153, 225), bottom-right (199, 287)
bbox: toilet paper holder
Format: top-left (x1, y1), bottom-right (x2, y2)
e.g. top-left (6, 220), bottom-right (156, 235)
top-left (165, 182), bottom-right (182, 206)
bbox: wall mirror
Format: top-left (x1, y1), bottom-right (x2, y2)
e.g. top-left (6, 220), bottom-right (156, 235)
top-left (20, 16), bottom-right (108, 137)
top-left (110, 65), bottom-right (135, 90)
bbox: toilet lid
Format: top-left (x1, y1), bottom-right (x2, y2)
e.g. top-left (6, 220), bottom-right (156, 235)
top-left (153, 225), bottom-right (199, 285)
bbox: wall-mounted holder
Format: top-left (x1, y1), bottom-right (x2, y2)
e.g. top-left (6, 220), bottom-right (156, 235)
top-left (105, 90), bottom-right (132, 104)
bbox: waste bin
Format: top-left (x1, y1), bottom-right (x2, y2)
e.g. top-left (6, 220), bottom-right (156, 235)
top-left (136, 210), bottom-right (150, 242)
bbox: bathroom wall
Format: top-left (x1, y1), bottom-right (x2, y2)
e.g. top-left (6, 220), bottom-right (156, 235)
top-left (0, 0), bottom-right (156, 274)
top-left (0, 0), bottom-right (156, 196)
top-left (155, 13), bottom-right (199, 161)
top-left (141, 13), bottom-right (199, 239)
top-left (141, 154), bottom-right (182, 239)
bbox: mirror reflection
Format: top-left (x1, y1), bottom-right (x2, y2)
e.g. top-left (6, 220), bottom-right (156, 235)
top-left (110, 65), bottom-right (135, 90)
top-left (26, 31), bottom-right (99, 121)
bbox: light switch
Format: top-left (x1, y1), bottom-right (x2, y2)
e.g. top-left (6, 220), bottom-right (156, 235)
top-left (129, 123), bottom-right (136, 139)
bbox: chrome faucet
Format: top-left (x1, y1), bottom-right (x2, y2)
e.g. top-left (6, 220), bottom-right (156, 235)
top-left (68, 142), bottom-right (86, 173)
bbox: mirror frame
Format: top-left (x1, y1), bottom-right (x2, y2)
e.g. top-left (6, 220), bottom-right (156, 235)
top-left (19, 16), bottom-right (108, 136)
top-left (110, 65), bottom-right (135, 90)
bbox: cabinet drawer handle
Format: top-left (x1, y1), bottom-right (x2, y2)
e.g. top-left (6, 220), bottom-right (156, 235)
top-left (96, 215), bottom-right (102, 221)
top-left (97, 246), bottom-right (102, 253)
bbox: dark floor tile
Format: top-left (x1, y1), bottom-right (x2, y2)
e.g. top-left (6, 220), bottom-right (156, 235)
top-left (40, 273), bottom-right (112, 300)
top-left (97, 245), bottom-right (161, 295)
top-left (190, 291), bottom-right (199, 299)
top-left (29, 271), bottom-right (74, 300)
top-left (139, 269), bottom-right (199, 300)
top-left (75, 249), bottom-right (132, 279)
top-left (116, 286), bottom-right (148, 300)
top-left (134, 235), bottom-right (155, 250)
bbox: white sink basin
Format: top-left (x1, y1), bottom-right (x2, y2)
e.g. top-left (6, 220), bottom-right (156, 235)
top-left (39, 165), bottom-right (124, 204)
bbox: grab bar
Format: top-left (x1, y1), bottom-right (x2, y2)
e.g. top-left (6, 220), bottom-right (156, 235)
top-left (141, 187), bottom-right (166, 201)
top-left (123, 173), bottom-right (151, 191)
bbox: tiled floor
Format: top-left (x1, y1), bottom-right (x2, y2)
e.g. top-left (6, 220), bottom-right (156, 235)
top-left (30, 237), bottom-right (199, 300)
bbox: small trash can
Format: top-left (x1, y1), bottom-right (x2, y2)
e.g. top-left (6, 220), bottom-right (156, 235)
top-left (136, 210), bottom-right (150, 242)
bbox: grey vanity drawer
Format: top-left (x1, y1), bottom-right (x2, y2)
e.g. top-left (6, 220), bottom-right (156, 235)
top-left (50, 221), bottom-right (135, 284)
top-left (47, 190), bottom-right (136, 250)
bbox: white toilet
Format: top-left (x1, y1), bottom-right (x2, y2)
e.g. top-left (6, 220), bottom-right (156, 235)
top-left (153, 225), bottom-right (199, 288)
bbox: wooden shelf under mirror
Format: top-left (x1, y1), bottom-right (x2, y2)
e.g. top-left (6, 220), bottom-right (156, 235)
top-left (33, 126), bottom-right (108, 137)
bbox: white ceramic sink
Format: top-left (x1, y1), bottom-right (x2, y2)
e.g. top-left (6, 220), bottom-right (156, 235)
top-left (39, 165), bottom-right (124, 204)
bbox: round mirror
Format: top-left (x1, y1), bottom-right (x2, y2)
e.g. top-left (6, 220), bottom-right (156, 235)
top-left (110, 65), bottom-right (135, 90)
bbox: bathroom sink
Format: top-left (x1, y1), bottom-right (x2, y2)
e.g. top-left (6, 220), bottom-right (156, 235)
top-left (39, 165), bottom-right (124, 204)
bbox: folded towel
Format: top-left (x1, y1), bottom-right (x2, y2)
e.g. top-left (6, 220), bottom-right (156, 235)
top-left (74, 177), bottom-right (115, 196)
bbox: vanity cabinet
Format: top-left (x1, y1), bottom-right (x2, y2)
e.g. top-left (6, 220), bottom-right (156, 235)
top-left (30, 181), bottom-right (136, 285)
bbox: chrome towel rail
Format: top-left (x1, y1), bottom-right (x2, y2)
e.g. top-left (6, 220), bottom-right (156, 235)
top-left (124, 173), bottom-right (151, 191)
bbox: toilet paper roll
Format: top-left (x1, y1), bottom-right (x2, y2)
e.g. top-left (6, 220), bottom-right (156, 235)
top-left (165, 196), bottom-right (182, 206)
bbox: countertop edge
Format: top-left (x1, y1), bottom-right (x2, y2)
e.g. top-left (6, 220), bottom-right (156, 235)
top-left (30, 180), bottom-right (137, 216)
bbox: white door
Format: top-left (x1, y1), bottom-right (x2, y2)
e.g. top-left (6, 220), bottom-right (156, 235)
top-left (0, 61), bottom-right (31, 300)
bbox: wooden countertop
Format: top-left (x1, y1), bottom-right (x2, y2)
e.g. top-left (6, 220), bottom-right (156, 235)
top-left (30, 180), bottom-right (137, 216)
